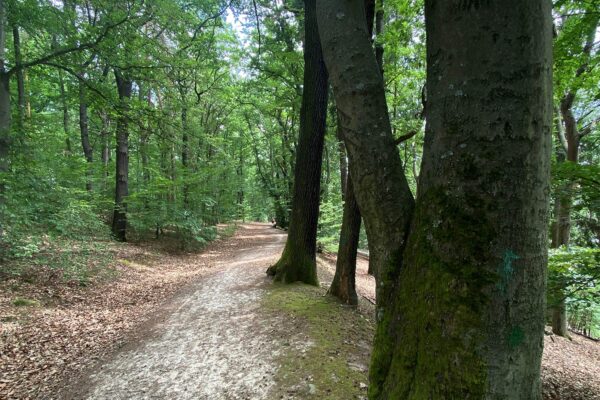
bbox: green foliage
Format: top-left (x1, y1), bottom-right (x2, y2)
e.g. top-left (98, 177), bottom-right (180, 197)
top-left (548, 246), bottom-right (600, 337)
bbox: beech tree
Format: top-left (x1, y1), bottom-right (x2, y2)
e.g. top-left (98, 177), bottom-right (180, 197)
top-left (318, 0), bottom-right (552, 398)
top-left (267, 0), bottom-right (328, 284)
top-left (329, 0), bottom-right (376, 305)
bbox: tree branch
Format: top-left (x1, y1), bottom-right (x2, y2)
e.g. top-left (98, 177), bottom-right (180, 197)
top-left (8, 14), bottom-right (131, 76)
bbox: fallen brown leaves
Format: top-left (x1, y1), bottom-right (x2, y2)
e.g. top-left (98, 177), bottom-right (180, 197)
top-left (542, 330), bottom-right (600, 400)
top-left (0, 230), bottom-right (235, 400)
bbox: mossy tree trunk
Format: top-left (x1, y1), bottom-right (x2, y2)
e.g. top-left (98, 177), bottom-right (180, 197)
top-left (267, 0), bottom-right (328, 285)
top-left (319, 0), bottom-right (552, 398)
top-left (111, 70), bottom-right (132, 242)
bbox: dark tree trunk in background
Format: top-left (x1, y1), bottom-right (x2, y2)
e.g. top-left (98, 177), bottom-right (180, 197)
top-left (329, 170), bottom-right (361, 305)
top-left (112, 70), bottom-right (132, 242)
top-left (79, 83), bottom-right (93, 191)
top-left (267, 0), bottom-right (328, 285)
top-left (319, 0), bottom-right (552, 398)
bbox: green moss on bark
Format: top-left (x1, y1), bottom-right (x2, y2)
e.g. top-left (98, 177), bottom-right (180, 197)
top-left (369, 189), bottom-right (498, 399)
top-left (269, 243), bottom-right (319, 286)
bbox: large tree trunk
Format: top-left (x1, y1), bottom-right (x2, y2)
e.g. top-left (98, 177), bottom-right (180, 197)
top-left (111, 71), bottom-right (132, 242)
top-left (266, 0), bottom-right (329, 285)
top-left (79, 83), bottom-right (93, 191)
top-left (319, 0), bottom-right (552, 398)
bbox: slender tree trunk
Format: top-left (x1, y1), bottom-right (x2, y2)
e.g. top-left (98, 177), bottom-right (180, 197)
top-left (100, 111), bottom-right (110, 189)
top-left (0, 0), bottom-right (10, 200)
top-left (267, 0), bottom-right (328, 285)
top-left (112, 71), bottom-right (132, 242)
top-left (319, 0), bottom-right (552, 398)
top-left (552, 296), bottom-right (568, 337)
top-left (329, 172), bottom-right (361, 305)
top-left (58, 70), bottom-right (72, 154)
top-left (181, 102), bottom-right (190, 209)
top-left (12, 26), bottom-right (25, 132)
top-left (79, 83), bottom-right (93, 191)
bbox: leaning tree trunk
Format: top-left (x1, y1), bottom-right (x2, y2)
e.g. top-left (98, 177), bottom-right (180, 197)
top-left (266, 0), bottom-right (328, 285)
top-left (319, 0), bottom-right (552, 398)
top-left (111, 71), bottom-right (132, 242)
top-left (329, 0), bottom-right (377, 303)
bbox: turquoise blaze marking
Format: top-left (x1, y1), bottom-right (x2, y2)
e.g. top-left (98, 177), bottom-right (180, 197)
top-left (497, 250), bottom-right (520, 293)
top-left (508, 326), bottom-right (525, 348)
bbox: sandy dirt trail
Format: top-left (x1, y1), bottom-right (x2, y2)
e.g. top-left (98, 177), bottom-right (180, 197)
top-left (68, 223), bottom-right (287, 400)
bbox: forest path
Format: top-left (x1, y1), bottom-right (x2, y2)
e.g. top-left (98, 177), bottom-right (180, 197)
top-left (68, 223), bottom-right (287, 400)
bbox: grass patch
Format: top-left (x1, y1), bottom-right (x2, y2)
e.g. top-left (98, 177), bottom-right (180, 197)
top-left (2, 237), bottom-right (118, 286)
top-left (218, 223), bottom-right (238, 239)
top-left (13, 297), bottom-right (41, 307)
top-left (264, 283), bottom-right (374, 399)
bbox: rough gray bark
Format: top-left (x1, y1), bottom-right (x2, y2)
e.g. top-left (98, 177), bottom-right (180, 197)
top-left (330, 0), bottom-right (375, 303)
top-left (319, 0), bottom-right (552, 398)
top-left (317, 0), bottom-right (414, 288)
top-left (112, 70), bottom-right (132, 242)
top-left (267, 0), bottom-right (328, 285)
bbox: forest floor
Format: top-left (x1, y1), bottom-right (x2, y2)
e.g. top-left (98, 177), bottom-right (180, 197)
top-left (0, 223), bottom-right (598, 399)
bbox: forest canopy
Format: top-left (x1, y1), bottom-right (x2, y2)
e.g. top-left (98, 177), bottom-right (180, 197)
top-left (0, 0), bottom-right (599, 398)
